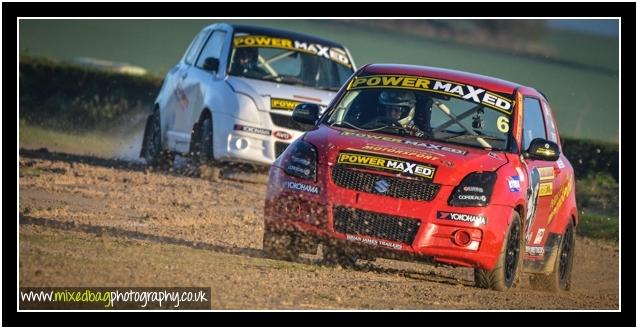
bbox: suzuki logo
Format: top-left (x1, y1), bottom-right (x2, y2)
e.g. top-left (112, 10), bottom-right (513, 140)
top-left (374, 179), bottom-right (390, 193)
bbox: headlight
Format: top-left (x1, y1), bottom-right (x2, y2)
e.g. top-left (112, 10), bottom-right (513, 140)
top-left (448, 172), bottom-right (497, 207)
top-left (281, 140), bottom-right (317, 181)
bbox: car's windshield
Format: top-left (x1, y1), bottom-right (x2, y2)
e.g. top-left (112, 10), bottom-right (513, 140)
top-left (228, 35), bottom-right (354, 91)
top-left (325, 75), bottom-right (516, 151)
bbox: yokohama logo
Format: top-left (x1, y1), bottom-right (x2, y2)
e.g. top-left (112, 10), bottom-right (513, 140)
top-left (284, 181), bottom-right (319, 194)
top-left (437, 211), bottom-right (487, 225)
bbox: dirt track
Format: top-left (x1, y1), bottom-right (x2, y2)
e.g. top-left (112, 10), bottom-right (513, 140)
top-left (18, 148), bottom-right (619, 310)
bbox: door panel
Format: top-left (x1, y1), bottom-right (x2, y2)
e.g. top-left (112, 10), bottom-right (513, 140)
top-left (520, 96), bottom-right (566, 248)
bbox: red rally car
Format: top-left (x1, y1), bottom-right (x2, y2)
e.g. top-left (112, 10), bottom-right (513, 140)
top-left (263, 63), bottom-right (578, 292)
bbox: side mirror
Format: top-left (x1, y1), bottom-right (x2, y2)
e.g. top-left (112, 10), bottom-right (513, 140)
top-left (292, 103), bottom-right (320, 126)
top-left (525, 138), bottom-right (560, 161)
top-left (202, 57), bottom-right (219, 72)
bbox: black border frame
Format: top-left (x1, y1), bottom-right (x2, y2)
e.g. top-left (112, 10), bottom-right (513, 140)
top-left (6, 1), bottom-right (635, 327)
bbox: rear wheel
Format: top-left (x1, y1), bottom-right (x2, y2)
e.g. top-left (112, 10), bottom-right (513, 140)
top-left (141, 110), bottom-right (174, 168)
top-left (262, 230), bottom-right (300, 261)
top-left (529, 221), bottom-right (575, 292)
top-left (475, 212), bottom-right (523, 291)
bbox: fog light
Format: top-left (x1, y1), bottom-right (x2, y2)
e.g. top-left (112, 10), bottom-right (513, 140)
top-left (230, 136), bottom-right (248, 151)
top-left (453, 230), bottom-right (472, 247)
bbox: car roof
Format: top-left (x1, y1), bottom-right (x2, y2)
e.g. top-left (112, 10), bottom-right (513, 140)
top-left (227, 23), bottom-right (346, 49)
top-left (362, 63), bottom-right (523, 95)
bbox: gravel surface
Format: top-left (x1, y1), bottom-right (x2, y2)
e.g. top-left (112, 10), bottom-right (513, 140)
top-left (18, 149), bottom-right (619, 310)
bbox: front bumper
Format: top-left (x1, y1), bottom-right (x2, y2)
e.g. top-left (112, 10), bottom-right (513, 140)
top-left (212, 112), bottom-right (302, 165)
top-left (264, 166), bottom-right (516, 270)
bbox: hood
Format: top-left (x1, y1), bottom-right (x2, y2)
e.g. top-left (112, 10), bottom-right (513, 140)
top-left (304, 125), bottom-right (509, 186)
top-left (226, 76), bottom-right (336, 112)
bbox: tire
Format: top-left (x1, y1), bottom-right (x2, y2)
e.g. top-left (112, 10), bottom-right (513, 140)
top-left (195, 116), bottom-right (214, 164)
top-left (141, 110), bottom-right (174, 168)
top-left (475, 212), bottom-right (523, 291)
top-left (322, 244), bottom-right (358, 268)
top-left (529, 221), bottom-right (575, 292)
top-left (262, 230), bottom-right (300, 261)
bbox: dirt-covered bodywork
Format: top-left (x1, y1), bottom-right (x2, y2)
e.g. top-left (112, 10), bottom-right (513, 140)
top-left (264, 63), bottom-right (578, 291)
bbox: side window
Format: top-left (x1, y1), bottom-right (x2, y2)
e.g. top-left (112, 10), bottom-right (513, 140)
top-left (184, 30), bottom-right (209, 65)
top-left (542, 101), bottom-right (559, 144)
top-left (522, 97), bottom-right (547, 151)
top-left (196, 30), bottom-right (227, 69)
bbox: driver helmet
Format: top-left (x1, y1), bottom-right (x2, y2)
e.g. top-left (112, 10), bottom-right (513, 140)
top-left (234, 47), bottom-right (259, 70)
top-left (378, 89), bottom-right (417, 126)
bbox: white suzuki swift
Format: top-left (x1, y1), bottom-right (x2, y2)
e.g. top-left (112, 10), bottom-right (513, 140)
top-left (140, 23), bottom-right (356, 166)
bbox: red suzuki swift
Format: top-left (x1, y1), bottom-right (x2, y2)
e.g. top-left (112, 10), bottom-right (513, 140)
top-left (263, 63), bottom-right (578, 292)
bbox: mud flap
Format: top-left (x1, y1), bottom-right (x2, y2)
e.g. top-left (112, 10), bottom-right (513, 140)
top-left (523, 232), bottom-right (562, 274)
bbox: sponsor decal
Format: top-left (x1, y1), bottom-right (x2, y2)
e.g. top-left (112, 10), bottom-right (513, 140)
top-left (340, 131), bottom-right (468, 155)
top-left (547, 176), bottom-right (573, 224)
top-left (347, 75), bottom-right (513, 114)
top-left (273, 131), bottom-right (292, 140)
top-left (284, 181), bottom-right (319, 194)
top-left (234, 124), bottom-right (271, 136)
top-left (270, 98), bottom-right (302, 111)
top-left (346, 234), bottom-right (402, 250)
top-left (536, 147), bottom-right (556, 157)
top-left (462, 186), bottom-right (484, 193)
top-left (525, 246), bottom-right (545, 256)
top-left (286, 164), bottom-right (310, 177)
top-left (233, 35), bottom-right (351, 67)
top-left (174, 81), bottom-right (189, 111)
top-left (516, 92), bottom-right (523, 140)
top-left (487, 151), bottom-right (499, 159)
top-left (290, 155), bottom-right (310, 166)
top-left (533, 228), bottom-right (545, 245)
top-left (458, 195), bottom-right (487, 202)
top-left (437, 211), bottom-right (487, 225)
top-left (508, 176), bottom-right (521, 192)
top-left (557, 159), bottom-right (565, 169)
top-left (538, 182), bottom-right (553, 197)
top-left (337, 151), bottom-right (436, 180)
top-left (360, 144), bottom-right (442, 161)
top-left (537, 167), bottom-right (555, 181)
top-left (496, 116), bottom-right (510, 133)
top-left (525, 167), bottom-right (541, 243)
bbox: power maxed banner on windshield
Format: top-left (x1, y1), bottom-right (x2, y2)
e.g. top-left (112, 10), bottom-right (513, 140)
top-left (347, 74), bottom-right (515, 114)
top-left (233, 34), bottom-right (352, 68)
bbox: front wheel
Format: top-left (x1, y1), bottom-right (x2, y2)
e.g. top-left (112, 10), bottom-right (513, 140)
top-left (262, 230), bottom-right (300, 261)
top-left (322, 244), bottom-right (358, 268)
top-left (475, 212), bottom-right (523, 291)
top-left (196, 116), bottom-right (214, 164)
top-left (529, 221), bottom-right (575, 292)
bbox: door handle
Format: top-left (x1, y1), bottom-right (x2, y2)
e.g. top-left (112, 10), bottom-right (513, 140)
top-left (181, 73), bottom-right (188, 80)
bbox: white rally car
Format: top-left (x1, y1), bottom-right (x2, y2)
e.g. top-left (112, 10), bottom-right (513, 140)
top-left (140, 23), bottom-right (356, 166)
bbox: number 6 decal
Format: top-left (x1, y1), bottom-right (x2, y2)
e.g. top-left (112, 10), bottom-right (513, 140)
top-left (497, 116), bottom-right (510, 133)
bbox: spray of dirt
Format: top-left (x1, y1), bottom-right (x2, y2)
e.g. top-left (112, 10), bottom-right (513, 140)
top-left (110, 110), bottom-right (148, 163)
